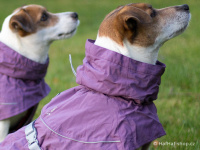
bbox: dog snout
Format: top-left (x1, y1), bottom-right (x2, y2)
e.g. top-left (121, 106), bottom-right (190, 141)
top-left (182, 4), bottom-right (189, 10)
top-left (71, 12), bottom-right (78, 20)
top-left (176, 4), bottom-right (189, 11)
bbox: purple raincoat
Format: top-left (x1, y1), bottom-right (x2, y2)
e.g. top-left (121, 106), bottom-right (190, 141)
top-left (0, 39), bottom-right (166, 150)
top-left (0, 42), bottom-right (50, 121)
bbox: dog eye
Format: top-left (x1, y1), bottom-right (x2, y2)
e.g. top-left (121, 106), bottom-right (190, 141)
top-left (41, 13), bottom-right (48, 21)
top-left (150, 10), bottom-right (157, 18)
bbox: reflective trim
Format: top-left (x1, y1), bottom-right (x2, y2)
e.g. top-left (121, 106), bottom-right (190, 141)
top-left (25, 120), bottom-right (41, 150)
top-left (40, 116), bottom-right (121, 144)
top-left (0, 103), bottom-right (17, 105)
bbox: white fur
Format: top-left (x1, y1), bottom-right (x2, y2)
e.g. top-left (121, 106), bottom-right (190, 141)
top-left (95, 36), bottom-right (160, 64)
top-left (0, 120), bottom-right (10, 142)
top-left (0, 111), bottom-right (26, 142)
top-left (158, 10), bottom-right (191, 41)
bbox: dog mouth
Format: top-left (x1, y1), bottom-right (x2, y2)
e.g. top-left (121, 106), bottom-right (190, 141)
top-left (168, 14), bottom-right (191, 39)
top-left (168, 24), bottom-right (188, 39)
top-left (58, 28), bottom-right (77, 37)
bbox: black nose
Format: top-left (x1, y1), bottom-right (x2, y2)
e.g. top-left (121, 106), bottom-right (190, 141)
top-left (71, 12), bottom-right (78, 20)
top-left (182, 4), bottom-right (189, 11)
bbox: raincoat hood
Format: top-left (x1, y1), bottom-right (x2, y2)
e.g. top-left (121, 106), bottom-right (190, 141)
top-left (0, 42), bottom-right (50, 120)
top-left (76, 39), bottom-right (166, 104)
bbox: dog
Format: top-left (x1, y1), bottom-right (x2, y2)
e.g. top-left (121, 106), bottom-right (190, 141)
top-left (94, 3), bottom-right (190, 149)
top-left (0, 4), bottom-right (79, 142)
top-left (0, 3), bottom-right (190, 150)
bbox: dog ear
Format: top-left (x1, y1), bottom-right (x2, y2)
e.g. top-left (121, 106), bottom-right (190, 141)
top-left (9, 13), bottom-right (35, 36)
top-left (125, 17), bottom-right (138, 30)
top-left (124, 7), bottom-right (152, 30)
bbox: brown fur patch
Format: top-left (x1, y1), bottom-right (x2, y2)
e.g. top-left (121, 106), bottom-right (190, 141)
top-left (9, 5), bottom-right (58, 37)
top-left (98, 3), bottom-right (177, 47)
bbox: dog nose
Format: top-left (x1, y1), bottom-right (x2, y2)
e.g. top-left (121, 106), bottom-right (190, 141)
top-left (182, 4), bottom-right (189, 11)
top-left (71, 12), bottom-right (78, 20)
top-left (176, 4), bottom-right (189, 11)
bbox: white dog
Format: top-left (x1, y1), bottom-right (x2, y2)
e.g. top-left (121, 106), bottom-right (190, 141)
top-left (0, 4), bottom-right (79, 142)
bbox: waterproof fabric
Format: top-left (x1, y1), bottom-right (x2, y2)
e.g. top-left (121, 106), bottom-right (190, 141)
top-left (0, 39), bottom-right (166, 150)
top-left (0, 42), bottom-right (50, 120)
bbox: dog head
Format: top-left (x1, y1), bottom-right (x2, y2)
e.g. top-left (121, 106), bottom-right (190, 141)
top-left (7, 4), bottom-right (79, 41)
top-left (95, 3), bottom-right (191, 64)
top-left (0, 4), bottom-right (79, 63)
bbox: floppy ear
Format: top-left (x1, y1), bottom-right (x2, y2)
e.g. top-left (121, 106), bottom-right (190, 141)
top-left (124, 17), bottom-right (138, 30)
top-left (9, 13), bottom-right (35, 36)
top-left (124, 7), bottom-right (152, 30)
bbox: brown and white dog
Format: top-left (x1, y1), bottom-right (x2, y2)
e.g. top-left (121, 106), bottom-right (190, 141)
top-left (94, 3), bottom-right (190, 149)
top-left (0, 4), bottom-right (79, 142)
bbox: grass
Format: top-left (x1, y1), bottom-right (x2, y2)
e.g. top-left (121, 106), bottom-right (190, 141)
top-left (0, 0), bottom-right (199, 149)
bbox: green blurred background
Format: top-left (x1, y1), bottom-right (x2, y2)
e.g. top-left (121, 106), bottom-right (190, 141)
top-left (0, 0), bottom-right (199, 149)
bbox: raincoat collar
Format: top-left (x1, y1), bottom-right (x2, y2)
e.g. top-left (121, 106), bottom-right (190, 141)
top-left (0, 42), bottom-right (49, 80)
top-left (76, 39), bottom-right (166, 104)
top-left (0, 42), bottom-right (50, 120)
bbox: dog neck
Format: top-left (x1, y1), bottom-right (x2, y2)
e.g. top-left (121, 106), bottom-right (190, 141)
top-left (0, 15), bottom-right (49, 64)
top-left (95, 35), bottom-right (160, 65)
